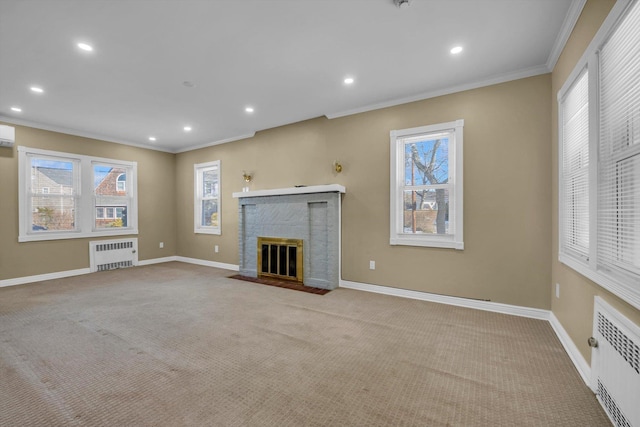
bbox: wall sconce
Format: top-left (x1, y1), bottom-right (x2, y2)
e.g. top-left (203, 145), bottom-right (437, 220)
top-left (333, 160), bottom-right (343, 173)
top-left (242, 171), bottom-right (253, 192)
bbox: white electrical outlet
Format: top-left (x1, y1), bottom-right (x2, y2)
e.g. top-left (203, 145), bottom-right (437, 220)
top-left (159, 242), bottom-right (164, 249)
top-left (369, 260), bottom-right (375, 270)
top-left (215, 245), bottom-right (219, 253)
top-left (555, 283), bottom-right (560, 299)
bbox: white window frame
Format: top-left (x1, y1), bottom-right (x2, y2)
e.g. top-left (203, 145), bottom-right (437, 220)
top-left (390, 119), bottom-right (464, 250)
top-left (557, 0), bottom-right (640, 310)
top-left (194, 160), bottom-right (221, 235)
top-left (18, 146), bottom-right (138, 242)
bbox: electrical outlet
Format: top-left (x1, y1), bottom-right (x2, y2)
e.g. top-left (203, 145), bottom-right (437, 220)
top-left (555, 283), bottom-right (560, 299)
top-left (215, 245), bottom-right (219, 253)
top-left (369, 260), bottom-right (375, 270)
top-left (159, 242), bottom-right (164, 249)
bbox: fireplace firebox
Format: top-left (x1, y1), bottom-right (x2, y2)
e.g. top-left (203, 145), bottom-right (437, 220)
top-left (257, 237), bottom-right (303, 282)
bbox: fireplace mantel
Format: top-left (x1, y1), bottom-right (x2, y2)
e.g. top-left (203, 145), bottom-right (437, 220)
top-left (235, 184), bottom-right (345, 290)
top-left (232, 184), bottom-right (345, 199)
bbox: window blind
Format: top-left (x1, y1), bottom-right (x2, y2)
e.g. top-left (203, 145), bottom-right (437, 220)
top-left (598, 0), bottom-right (640, 279)
top-left (561, 69), bottom-right (589, 259)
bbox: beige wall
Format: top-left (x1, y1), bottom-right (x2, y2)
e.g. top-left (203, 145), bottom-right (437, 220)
top-left (551, 0), bottom-right (640, 364)
top-left (176, 74), bottom-right (552, 309)
top-left (0, 124), bottom-right (177, 280)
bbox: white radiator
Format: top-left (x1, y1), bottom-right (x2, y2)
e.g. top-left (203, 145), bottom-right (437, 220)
top-left (591, 297), bottom-right (640, 427)
top-left (89, 238), bottom-right (138, 272)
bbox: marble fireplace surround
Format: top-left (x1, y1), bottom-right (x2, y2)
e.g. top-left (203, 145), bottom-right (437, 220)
top-left (232, 185), bottom-right (345, 290)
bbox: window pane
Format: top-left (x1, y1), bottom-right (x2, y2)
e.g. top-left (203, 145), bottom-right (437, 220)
top-left (30, 157), bottom-right (76, 232)
top-left (94, 165), bottom-right (129, 229)
top-left (404, 137), bottom-right (449, 186)
top-left (403, 189), bottom-right (450, 235)
top-left (96, 207), bottom-right (104, 218)
top-left (32, 197), bottom-right (76, 231)
top-left (202, 169), bottom-right (218, 198)
top-left (201, 200), bottom-right (218, 227)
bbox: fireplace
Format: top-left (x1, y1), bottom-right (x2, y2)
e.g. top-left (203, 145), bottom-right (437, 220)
top-left (233, 184), bottom-right (345, 290)
top-left (258, 237), bottom-right (303, 282)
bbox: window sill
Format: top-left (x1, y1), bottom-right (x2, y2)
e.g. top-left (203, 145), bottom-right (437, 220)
top-left (194, 228), bottom-right (221, 235)
top-left (390, 236), bottom-right (464, 250)
top-left (19, 228), bottom-right (139, 243)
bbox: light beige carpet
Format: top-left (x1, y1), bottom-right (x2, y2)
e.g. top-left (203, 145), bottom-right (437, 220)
top-left (0, 262), bottom-right (611, 426)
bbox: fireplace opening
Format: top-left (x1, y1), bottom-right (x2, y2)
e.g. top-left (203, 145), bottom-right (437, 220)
top-left (257, 237), bottom-right (303, 283)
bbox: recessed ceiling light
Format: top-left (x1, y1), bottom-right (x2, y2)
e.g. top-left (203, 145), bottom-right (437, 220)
top-left (450, 46), bottom-right (463, 54)
top-left (77, 42), bottom-right (93, 52)
top-left (183, 126), bottom-right (192, 132)
top-left (11, 107), bottom-right (22, 112)
top-left (344, 77), bottom-right (355, 85)
top-left (148, 136), bottom-right (156, 142)
top-left (30, 86), bottom-right (44, 93)
top-left (245, 107), bottom-right (254, 113)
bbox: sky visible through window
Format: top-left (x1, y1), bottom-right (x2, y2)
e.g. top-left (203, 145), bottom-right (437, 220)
top-left (404, 137), bottom-right (449, 186)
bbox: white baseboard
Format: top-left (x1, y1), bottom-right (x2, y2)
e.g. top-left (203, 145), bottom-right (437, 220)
top-left (174, 256), bottom-right (239, 271)
top-left (339, 279), bottom-right (550, 320)
top-left (0, 268), bottom-right (91, 288)
top-left (548, 312), bottom-right (591, 386)
top-left (138, 256), bottom-right (179, 266)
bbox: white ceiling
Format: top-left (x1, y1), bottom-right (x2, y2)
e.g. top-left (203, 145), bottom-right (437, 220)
top-left (0, 0), bottom-right (579, 153)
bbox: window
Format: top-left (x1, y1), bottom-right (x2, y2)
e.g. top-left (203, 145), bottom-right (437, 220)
top-left (390, 120), bottom-right (464, 249)
top-left (116, 173), bottom-right (126, 192)
top-left (194, 160), bottom-right (221, 234)
top-left (558, 0), bottom-right (640, 308)
top-left (559, 69), bottom-right (589, 261)
top-left (18, 146), bottom-right (138, 242)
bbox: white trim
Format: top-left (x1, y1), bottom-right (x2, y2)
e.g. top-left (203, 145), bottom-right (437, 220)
top-left (232, 184), bottom-right (346, 199)
top-left (0, 115), bottom-right (174, 153)
top-left (546, 0), bottom-right (588, 71)
top-left (175, 256), bottom-right (239, 271)
top-left (339, 279), bottom-right (549, 320)
top-left (549, 312), bottom-right (592, 386)
top-left (0, 268), bottom-right (91, 288)
top-left (138, 256), bottom-right (179, 266)
top-left (326, 65), bottom-right (548, 120)
top-left (174, 132), bottom-right (256, 153)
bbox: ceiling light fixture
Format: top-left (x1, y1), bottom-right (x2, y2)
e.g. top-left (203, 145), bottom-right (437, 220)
top-left (148, 136), bottom-right (156, 142)
top-left (77, 42), bottom-right (93, 52)
top-left (344, 77), bottom-right (355, 85)
top-left (30, 86), bottom-right (44, 93)
top-left (11, 107), bottom-right (22, 112)
top-left (184, 126), bottom-right (192, 132)
top-left (245, 107), bottom-right (254, 113)
top-left (450, 46), bottom-right (463, 54)
top-left (393, 0), bottom-right (411, 8)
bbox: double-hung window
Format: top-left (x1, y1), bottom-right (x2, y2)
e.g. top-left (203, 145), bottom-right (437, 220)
top-left (390, 120), bottom-right (464, 249)
top-left (18, 146), bottom-right (138, 241)
top-left (194, 160), bottom-right (221, 234)
top-left (558, 0), bottom-right (640, 308)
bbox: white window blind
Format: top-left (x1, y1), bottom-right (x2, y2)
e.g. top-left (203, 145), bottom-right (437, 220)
top-left (598, 0), bottom-right (640, 281)
top-left (560, 69), bottom-right (590, 260)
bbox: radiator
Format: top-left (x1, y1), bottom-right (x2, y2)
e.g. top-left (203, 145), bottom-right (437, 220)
top-left (89, 238), bottom-right (138, 272)
top-left (591, 297), bottom-right (640, 427)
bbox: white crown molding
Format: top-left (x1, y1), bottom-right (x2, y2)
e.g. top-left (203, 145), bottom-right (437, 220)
top-left (548, 312), bottom-right (591, 386)
top-left (546, 0), bottom-right (588, 71)
top-left (0, 115), bottom-right (175, 153)
top-left (173, 133), bottom-right (256, 153)
top-left (325, 64), bottom-right (549, 120)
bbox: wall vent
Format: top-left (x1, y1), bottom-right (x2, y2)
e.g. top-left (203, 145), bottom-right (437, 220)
top-left (592, 297), bottom-right (640, 427)
top-left (89, 238), bottom-right (138, 272)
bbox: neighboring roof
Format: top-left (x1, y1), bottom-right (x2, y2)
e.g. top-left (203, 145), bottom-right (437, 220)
top-left (37, 167), bottom-right (72, 186)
